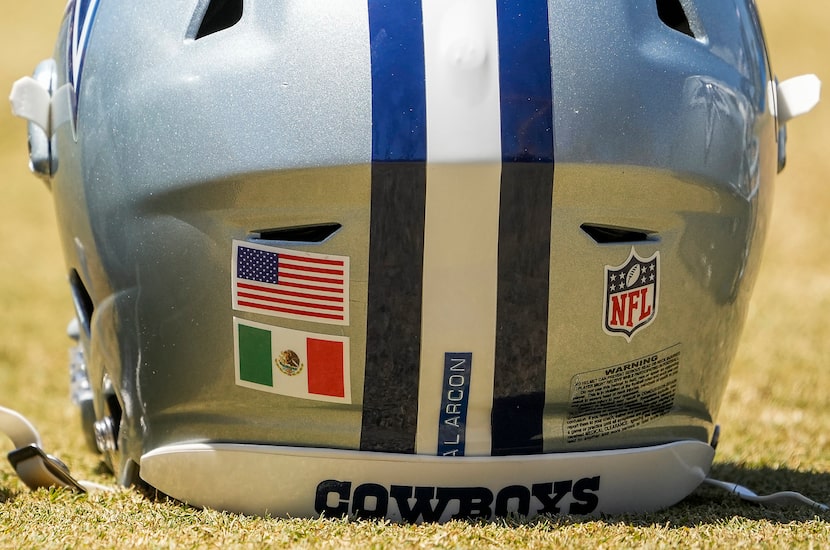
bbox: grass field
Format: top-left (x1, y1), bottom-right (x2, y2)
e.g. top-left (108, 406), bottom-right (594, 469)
top-left (1, 2), bottom-right (829, 547)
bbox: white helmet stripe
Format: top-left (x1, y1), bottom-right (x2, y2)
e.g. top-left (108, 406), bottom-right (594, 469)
top-left (416, 0), bottom-right (503, 457)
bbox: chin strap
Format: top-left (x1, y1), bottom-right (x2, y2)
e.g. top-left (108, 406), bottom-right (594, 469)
top-left (0, 405), bottom-right (91, 493)
top-left (704, 477), bottom-right (829, 513)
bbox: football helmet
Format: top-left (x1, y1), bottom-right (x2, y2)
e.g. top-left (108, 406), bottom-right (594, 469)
top-left (9, 0), bottom-right (820, 520)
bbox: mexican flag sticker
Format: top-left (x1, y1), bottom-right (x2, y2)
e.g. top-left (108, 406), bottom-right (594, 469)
top-left (234, 318), bottom-right (351, 404)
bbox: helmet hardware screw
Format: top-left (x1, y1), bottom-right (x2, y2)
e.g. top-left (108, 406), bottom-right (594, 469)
top-left (93, 416), bottom-right (117, 453)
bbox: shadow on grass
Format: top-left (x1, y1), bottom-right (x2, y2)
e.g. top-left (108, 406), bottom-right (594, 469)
top-left (526, 462), bottom-right (829, 528)
top-left (0, 485), bottom-right (17, 505)
top-left (675, 462), bottom-right (828, 523)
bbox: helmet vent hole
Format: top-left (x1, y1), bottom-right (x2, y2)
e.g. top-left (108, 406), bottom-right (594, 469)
top-left (250, 223), bottom-right (342, 245)
top-left (581, 224), bottom-right (655, 244)
top-left (192, 0), bottom-right (243, 40)
top-left (69, 269), bottom-right (94, 337)
top-left (656, 0), bottom-right (695, 38)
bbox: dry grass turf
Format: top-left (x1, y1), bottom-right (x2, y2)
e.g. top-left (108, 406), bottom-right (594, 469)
top-left (1, 1), bottom-right (829, 548)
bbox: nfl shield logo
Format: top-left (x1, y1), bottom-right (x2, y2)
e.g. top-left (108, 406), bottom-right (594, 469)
top-left (603, 248), bottom-right (660, 341)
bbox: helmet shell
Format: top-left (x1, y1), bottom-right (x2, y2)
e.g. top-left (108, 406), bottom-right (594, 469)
top-left (47, 0), bottom-right (777, 517)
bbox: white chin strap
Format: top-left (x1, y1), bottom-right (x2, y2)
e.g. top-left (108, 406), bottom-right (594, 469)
top-left (703, 478), bottom-right (829, 513)
top-left (0, 405), bottom-right (86, 492)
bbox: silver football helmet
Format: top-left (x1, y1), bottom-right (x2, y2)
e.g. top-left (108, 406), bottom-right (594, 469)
top-left (9, 0), bottom-right (820, 520)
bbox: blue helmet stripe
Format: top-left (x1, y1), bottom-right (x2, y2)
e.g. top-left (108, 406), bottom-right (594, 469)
top-left (361, 0), bottom-right (428, 453)
top-left (66, 0), bottom-right (102, 127)
top-left (368, 0), bottom-right (428, 162)
top-left (492, 0), bottom-right (554, 456)
top-left (496, 0), bottom-right (555, 163)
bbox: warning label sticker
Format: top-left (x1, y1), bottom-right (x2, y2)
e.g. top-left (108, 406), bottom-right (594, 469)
top-left (566, 345), bottom-right (680, 443)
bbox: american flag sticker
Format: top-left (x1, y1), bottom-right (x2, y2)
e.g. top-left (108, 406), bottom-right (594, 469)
top-left (232, 240), bottom-right (349, 325)
top-left (234, 318), bottom-right (351, 404)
